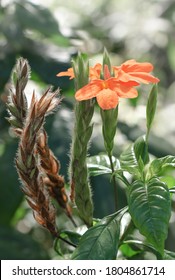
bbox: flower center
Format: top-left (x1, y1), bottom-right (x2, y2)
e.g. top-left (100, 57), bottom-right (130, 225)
top-left (102, 81), bottom-right (109, 89)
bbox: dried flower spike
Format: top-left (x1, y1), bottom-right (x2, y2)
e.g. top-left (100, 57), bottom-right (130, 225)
top-left (37, 130), bottom-right (73, 221)
top-left (7, 58), bottom-right (75, 239)
top-left (6, 58), bottom-right (29, 135)
top-left (16, 91), bottom-right (60, 235)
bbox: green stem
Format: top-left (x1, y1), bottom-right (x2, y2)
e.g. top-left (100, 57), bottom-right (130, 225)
top-left (54, 234), bottom-right (77, 251)
top-left (100, 107), bottom-right (119, 211)
top-left (69, 54), bottom-right (95, 227)
top-left (70, 100), bottom-right (94, 227)
top-left (58, 236), bottom-right (77, 248)
top-left (67, 213), bottom-right (78, 227)
top-left (108, 153), bottom-right (118, 211)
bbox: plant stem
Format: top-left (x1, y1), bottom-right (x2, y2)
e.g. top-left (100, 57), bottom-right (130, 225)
top-left (54, 234), bottom-right (77, 249)
top-left (67, 213), bottom-right (78, 227)
top-left (108, 153), bottom-right (118, 211)
top-left (58, 236), bottom-right (77, 248)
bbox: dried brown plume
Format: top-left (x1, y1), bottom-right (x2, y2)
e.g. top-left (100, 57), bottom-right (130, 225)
top-left (6, 57), bottom-right (75, 236)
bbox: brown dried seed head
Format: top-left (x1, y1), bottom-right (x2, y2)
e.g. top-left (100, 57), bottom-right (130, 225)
top-left (8, 58), bottom-right (60, 236)
top-left (38, 131), bottom-right (46, 149)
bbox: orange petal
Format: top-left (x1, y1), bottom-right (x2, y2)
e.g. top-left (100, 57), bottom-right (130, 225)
top-left (92, 63), bottom-right (102, 72)
top-left (113, 69), bottom-right (137, 83)
top-left (121, 60), bottom-right (154, 73)
top-left (129, 72), bottom-right (160, 84)
top-left (56, 68), bottom-right (74, 79)
top-left (75, 80), bottom-right (104, 101)
top-left (116, 84), bottom-right (138, 98)
top-left (113, 68), bottom-right (159, 84)
top-left (106, 77), bottom-right (139, 89)
top-left (96, 89), bottom-right (119, 110)
top-left (104, 64), bottom-right (111, 80)
top-left (89, 63), bottom-right (102, 80)
top-left (121, 59), bottom-right (136, 65)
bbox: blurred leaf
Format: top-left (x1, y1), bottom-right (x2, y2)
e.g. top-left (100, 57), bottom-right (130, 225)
top-left (87, 154), bottom-right (120, 176)
top-left (118, 121), bottom-right (175, 158)
top-left (10, 203), bottom-right (28, 226)
top-left (163, 249), bottom-right (175, 260)
top-left (146, 85), bottom-right (158, 138)
top-left (169, 187), bottom-right (175, 193)
top-left (49, 34), bottom-right (71, 47)
top-left (126, 252), bottom-right (155, 260)
top-left (71, 207), bottom-right (127, 260)
top-left (0, 48), bottom-right (16, 90)
top-left (147, 155), bottom-right (175, 179)
top-left (119, 243), bottom-right (141, 258)
top-left (167, 39), bottom-right (175, 72)
top-left (15, 1), bottom-right (59, 36)
top-left (160, 176), bottom-right (175, 190)
top-left (0, 140), bottom-right (23, 225)
top-left (120, 135), bottom-right (149, 178)
top-left (128, 178), bottom-right (171, 255)
top-left (0, 226), bottom-right (50, 260)
top-left (21, 39), bottom-right (72, 89)
top-left (123, 239), bottom-right (162, 260)
top-left (53, 238), bottom-right (65, 257)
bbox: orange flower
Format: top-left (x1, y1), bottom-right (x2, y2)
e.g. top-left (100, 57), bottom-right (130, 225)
top-left (75, 76), bottom-right (139, 110)
top-left (113, 59), bottom-right (160, 84)
top-left (57, 59), bottom-right (159, 110)
top-left (56, 68), bottom-right (75, 80)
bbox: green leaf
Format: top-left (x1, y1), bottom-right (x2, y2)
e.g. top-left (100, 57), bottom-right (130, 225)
top-left (128, 178), bottom-right (171, 255)
top-left (146, 85), bottom-right (158, 138)
top-left (148, 155), bottom-right (175, 179)
top-left (123, 240), bottom-right (162, 259)
top-left (15, 1), bottom-right (59, 36)
top-left (71, 207), bottom-right (127, 260)
top-left (119, 243), bottom-right (141, 259)
top-left (72, 52), bottom-right (89, 90)
top-left (169, 187), bottom-right (175, 193)
top-left (120, 135), bottom-right (149, 177)
top-left (87, 154), bottom-right (120, 176)
top-left (160, 176), bottom-right (175, 190)
top-left (102, 48), bottom-right (112, 74)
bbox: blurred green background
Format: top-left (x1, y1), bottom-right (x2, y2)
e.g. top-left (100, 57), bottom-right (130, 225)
top-left (0, 0), bottom-right (175, 259)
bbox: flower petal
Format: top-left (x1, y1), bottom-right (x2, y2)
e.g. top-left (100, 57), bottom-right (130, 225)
top-left (107, 77), bottom-right (139, 88)
top-left (57, 68), bottom-right (74, 79)
top-left (113, 68), bottom-right (159, 84)
top-left (104, 64), bottom-right (111, 80)
top-left (89, 63), bottom-right (102, 80)
top-left (75, 80), bottom-right (104, 101)
top-left (116, 84), bottom-right (138, 98)
top-left (129, 72), bottom-right (160, 84)
top-left (113, 69), bottom-right (139, 83)
top-left (121, 60), bottom-right (154, 73)
top-left (96, 89), bottom-right (119, 110)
